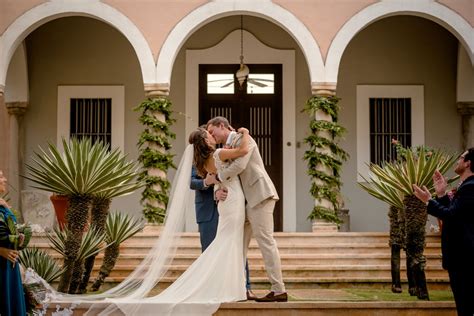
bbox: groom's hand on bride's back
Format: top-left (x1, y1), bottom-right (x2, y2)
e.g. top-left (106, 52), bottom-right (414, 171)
top-left (215, 188), bottom-right (228, 202)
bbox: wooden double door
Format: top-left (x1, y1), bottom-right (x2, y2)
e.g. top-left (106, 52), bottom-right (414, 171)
top-left (199, 64), bottom-right (283, 231)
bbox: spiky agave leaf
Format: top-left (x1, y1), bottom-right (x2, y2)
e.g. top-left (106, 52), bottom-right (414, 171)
top-left (19, 247), bottom-right (64, 283)
top-left (367, 147), bottom-right (458, 196)
top-left (105, 212), bottom-right (144, 244)
top-left (24, 138), bottom-right (140, 196)
top-left (46, 226), bottom-right (110, 261)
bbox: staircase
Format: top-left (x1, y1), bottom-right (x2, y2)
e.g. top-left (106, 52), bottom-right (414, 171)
top-left (30, 231), bottom-right (449, 291)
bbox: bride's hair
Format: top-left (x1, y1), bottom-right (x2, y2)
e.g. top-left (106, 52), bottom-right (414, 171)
top-left (188, 128), bottom-right (214, 177)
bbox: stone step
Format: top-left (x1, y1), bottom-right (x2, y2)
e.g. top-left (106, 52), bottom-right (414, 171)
top-left (87, 264), bottom-right (448, 279)
top-left (30, 241), bottom-right (442, 254)
top-left (30, 232), bottom-right (442, 245)
top-left (81, 276), bottom-right (451, 291)
top-left (43, 252), bottom-right (443, 266)
top-left (48, 300), bottom-right (456, 316)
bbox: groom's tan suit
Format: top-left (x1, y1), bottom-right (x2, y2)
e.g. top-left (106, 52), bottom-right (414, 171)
top-left (219, 132), bottom-right (285, 292)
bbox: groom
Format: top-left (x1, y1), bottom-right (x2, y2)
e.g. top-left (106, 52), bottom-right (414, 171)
top-left (207, 116), bottom-right (287, 302)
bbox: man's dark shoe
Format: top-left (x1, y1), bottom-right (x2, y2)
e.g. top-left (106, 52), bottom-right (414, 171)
top-left (255, 291), bottom-right (288, 302)
top-left (246, 290), bottom-right (258, 301)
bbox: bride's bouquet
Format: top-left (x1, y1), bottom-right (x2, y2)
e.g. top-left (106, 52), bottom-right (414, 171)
top-left (0, 216), bottom-right (32, 267)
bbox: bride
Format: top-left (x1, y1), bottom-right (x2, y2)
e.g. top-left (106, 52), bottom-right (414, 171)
top-left (35, 127), bottom-right (251, 316)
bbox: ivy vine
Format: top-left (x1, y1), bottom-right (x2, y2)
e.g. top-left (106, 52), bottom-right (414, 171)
top-left (134, 97), bottom-right (176, 223)
top-left (303, 96), bottom-right (349, 225)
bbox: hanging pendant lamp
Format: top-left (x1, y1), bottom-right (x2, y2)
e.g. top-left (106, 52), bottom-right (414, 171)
top-left (236, 15), bottom-right (249, 89)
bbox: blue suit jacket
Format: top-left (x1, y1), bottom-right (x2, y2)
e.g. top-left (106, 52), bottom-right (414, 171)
top-left (190, 166), bottom-right (218, 223)
top-left (428, 175), bottom-right (474, 270)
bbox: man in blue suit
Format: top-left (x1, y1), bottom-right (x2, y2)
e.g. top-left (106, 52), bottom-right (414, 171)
top-left (190, 165), bottom-right (221, 251)
top-left (190, 165), bottom-right (256, 300)
top-left (414, 148), bottom-right (474, 316)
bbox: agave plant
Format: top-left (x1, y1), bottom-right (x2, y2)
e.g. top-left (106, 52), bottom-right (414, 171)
top-left (25, 137), bottom-right (141, 293)
top-left (91, 212), bottom-right (144, 291)
top-left (47, 225), bottom-right (110, 292)
top-left (19, 247), bottom-right (64, 283)
top-left (362, 147), bottom-right (457, 300)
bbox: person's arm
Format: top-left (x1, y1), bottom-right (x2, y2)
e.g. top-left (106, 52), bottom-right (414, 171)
top-left (218, 128), bottom-right (250, 161)
top-left (218, 136), bottom-right (256, 182)
top-left (427, 183), bottom-right (474, 220)
top-left (0, 246), bottom-right (19, 265)
top-left (190, 166), bottom-right (212, 191)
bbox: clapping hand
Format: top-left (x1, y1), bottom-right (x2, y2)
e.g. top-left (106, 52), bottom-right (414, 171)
top-left (432, 170), bottom-right (447, 197)
top-left (413, 184), bottom-right (431, 204)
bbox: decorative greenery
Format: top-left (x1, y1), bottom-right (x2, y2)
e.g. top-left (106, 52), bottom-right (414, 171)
top-left (302, 96), bottom-right (349, 225)
top-left (135, 98), bottom-right (176, 223)
top-left (19, 247), bottom-right (64, 283)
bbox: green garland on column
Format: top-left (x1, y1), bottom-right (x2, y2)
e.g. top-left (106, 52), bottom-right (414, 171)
top-left (303, 96), bottom-right (349, 224)
top-left (134, 97), bottom-right (176, 223)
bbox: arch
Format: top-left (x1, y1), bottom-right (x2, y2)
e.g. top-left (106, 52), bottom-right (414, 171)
top-left (0, 0), bottom-right (155, 86)
top-left (156, 0), bottom-right (324, 86)
top-left (326, 0), bottom-right (474, 83)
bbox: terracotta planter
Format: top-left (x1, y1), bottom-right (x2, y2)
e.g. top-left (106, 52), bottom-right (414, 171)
top-left (50, 194), bottom-right (69, 229)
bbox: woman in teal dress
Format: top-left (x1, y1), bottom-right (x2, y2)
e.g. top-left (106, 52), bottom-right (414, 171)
top-left (0, 170), bottom-right (27, 316)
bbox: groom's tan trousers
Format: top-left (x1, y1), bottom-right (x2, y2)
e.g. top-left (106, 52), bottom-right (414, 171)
top-left (243, 199), bottom-right (285, 292)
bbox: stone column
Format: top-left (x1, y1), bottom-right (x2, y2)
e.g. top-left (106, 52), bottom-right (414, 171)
top-left (310, 83), bottom-right (340, 232)
top-left (143, 83), bottom-right (170, 223)
top-left (0, 86), bottom-right (9, 178)
top-left (6, 102), bottom-right (27, 212)
top-left (457, 102), bottom-right (474, 149)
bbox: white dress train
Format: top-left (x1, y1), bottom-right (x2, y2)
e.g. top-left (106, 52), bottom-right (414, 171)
top-left (114, 149), bottom-right (247, 315)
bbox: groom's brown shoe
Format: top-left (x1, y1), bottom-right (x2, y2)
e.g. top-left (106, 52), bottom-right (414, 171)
top-left (246, 290), bottom-right (258, 301)
top-left (255, 291), bottom-right (288, 302)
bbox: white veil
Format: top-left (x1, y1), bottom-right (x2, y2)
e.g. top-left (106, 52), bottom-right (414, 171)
top-left (41, 144), bottom-right (198, 314)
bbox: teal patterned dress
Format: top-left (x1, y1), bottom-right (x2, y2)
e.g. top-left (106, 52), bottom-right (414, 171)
top-left (0, 205), bottom-right (27, 316)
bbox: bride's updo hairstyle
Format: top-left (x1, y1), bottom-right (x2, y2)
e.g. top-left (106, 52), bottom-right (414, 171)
top-left (189, 128), bottom-right (214, 177)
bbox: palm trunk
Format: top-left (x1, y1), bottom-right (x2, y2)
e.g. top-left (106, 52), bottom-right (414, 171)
top-left (91, 244), bottom-right (119, 292)
top-left (57, 195), bottom-right (91, 293)
top-left (388, 206), bottom-right (403, 293)
top-left (404, 194), bottom-right (429, 300)
top-left (69, 260), bottom-right (84, 293)
top-left (77, 197), bottom-right (111, 294)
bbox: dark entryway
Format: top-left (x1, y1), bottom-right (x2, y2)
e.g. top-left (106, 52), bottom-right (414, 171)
top-left (199, 64), bottom-right (283, 231)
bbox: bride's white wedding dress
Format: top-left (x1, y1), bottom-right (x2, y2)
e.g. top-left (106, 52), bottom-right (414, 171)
top-left (115, 149), bottom-right (246, 315)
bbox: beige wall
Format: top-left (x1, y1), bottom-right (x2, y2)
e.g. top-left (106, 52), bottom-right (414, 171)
top-left (23, 17), bottom-right (144, 215)
top-left (337, 16), bottom-right (459, 231)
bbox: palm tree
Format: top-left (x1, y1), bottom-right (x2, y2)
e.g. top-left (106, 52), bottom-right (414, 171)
top-left (77, 163), bottom-right (142, 294)
top-left (25, 138), bottom-right (140, 293)
top-left (366, 147), bottom-right (457, 300)
top-left (91, 212), bottom-right (144, 292)
top-left (359, 168), bottom-right (406, 293)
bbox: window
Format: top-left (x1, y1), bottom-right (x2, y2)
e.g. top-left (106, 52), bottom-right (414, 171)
top-left (57, 86), bottom-right (124, 151)
top-left (369, 97), bottom-right (412, 164)
top-left (207, 74), bottom-right (234, 94)
top-left (70, 98), bottom-right (112, 146)
top-left (357, 85), bottom-right (424, 181)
